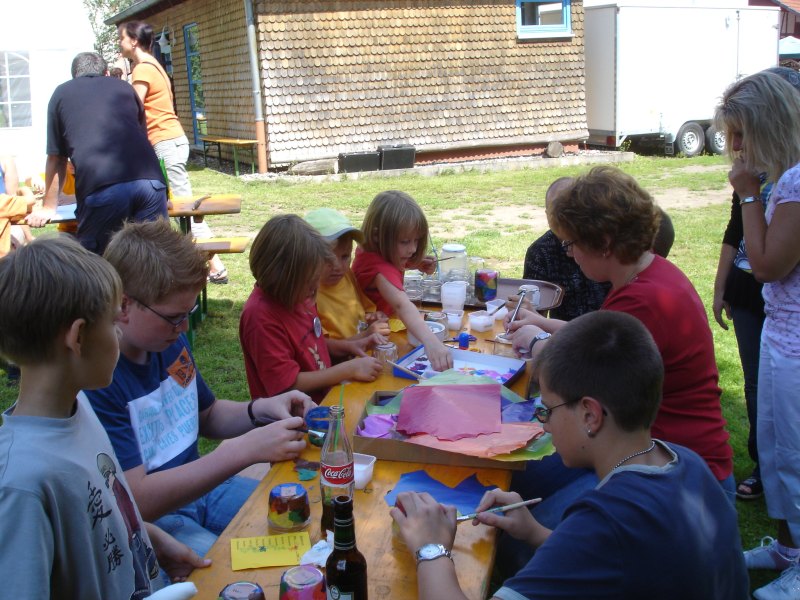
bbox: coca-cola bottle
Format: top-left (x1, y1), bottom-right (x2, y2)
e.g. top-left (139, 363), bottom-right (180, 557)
top-left (320, 405), bottom-right (354, 536)
top-left (325, 495), bottom-right (368, 600)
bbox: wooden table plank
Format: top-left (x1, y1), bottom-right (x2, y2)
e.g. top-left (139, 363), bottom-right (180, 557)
top-left (188, 315), bottom-right (532, 599)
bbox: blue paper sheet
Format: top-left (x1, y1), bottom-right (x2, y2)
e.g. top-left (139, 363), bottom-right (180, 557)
top-left (384, 470), bottom-right (496, 515)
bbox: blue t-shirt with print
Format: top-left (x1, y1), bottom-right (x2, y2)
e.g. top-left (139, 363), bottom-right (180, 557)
top-left (494, 443), bottom-right (748, 600)
top-left (84, 336), bottom-right (215, 473)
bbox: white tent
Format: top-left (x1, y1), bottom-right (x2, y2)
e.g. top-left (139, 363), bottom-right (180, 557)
top-left (779, 35), bottom-right (800, 59)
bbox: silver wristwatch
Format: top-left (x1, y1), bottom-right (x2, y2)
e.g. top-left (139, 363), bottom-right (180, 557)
top-left (528, 331), bottom-right (552, 355)
top-left (415, 543), bottom-right (453, 566)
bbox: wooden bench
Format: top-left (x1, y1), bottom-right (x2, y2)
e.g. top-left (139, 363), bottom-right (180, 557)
top-left (188, 236), bottom-right (251, 348)
top-left (200, 136), bottom-right (258, 177)
top-left (194, 236), bottom-right (250, 254)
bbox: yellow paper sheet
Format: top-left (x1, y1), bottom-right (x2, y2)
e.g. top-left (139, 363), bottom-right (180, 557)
top-left (389, 318), bottom-right (406, 332)
top-left (230, 532), bottom-right (311, 570)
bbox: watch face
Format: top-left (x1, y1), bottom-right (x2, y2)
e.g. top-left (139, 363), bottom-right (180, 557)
top-left (419, 544), bottom-right (443, 559)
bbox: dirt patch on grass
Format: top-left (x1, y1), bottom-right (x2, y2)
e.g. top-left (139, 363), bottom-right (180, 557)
top-left (431, 185), bottom-right (729, 239)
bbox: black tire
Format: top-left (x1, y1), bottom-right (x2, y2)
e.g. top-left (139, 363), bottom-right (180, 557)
top-left (705, 125), bottom-right (726, 155)
top-left (675, 122), bottom-right (705, 157)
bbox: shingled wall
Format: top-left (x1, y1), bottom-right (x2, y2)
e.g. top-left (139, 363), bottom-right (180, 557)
top-left (255, 1), bottom-right (588, 165)
top-left (137, 0), bottom-right (256, 154)
top-left (122, 0), bottom-right (587, 167)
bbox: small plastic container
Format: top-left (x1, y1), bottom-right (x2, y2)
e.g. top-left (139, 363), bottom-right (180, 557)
top-left (469, 310), bottom-right (494, 332)
top-left (353, 453), bottom-right (376, 489)
top-left (485, 298), bottom-right (506, 318)
top-left (407, 321), bottom-right (447, 346)
top-left (445, 310), bottom-right (464, 331)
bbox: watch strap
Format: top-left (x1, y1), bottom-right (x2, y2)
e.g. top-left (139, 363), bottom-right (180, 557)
top-left (740, 195), bottom-right (761, 205)
top-left (248, 399), bottom-right (264, 427)
top-left (528, 332), bottom-right (552, 355)
top-left (415, 543), bottom-right (453, 566)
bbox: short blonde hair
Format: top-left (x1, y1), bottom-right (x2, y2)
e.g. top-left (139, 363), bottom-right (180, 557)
top-left (715, 71), bottom-right (800, 183)
top-left (548, 166), bottom-right (659, 265)
top-left (0, 235), bottom-right (121, 364)
top-left (360, 190), bottom-right (429, 268)
top-left (250, 214), bottom-right (333, 308)
top-left (104, 219), bottom-right (208, 304)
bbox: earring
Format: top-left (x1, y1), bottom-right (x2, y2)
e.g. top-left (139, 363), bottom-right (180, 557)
top-left (586, 429), bottom-right (594, 437)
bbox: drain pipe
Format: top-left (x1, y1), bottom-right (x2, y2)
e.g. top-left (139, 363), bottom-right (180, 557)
top-left (244, 0), bottom-right (268, 172)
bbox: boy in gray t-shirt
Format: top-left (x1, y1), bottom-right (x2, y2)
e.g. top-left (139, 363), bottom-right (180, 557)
top-left (0, 235), bottom-right (207, 598)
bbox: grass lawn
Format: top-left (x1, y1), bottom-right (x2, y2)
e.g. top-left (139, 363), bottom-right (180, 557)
top-left (0, 153), bottom-right (775, 593)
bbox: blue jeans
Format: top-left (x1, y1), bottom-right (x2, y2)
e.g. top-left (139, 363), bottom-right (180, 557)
top-left (76, 179), bottom-right (168, 254)
top-left (153, 476), bottom-right (258, 557)
top-left (730, 304), bottom-right (765, 472)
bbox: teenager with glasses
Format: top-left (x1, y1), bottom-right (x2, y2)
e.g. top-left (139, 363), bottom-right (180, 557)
top-left (83, 219), bottom-right (316, 559)
top-left (392, 311), bottom-right (747, 600)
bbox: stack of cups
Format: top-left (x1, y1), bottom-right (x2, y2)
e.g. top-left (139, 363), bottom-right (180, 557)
top-left (441, 281), bottom-right (468, 332)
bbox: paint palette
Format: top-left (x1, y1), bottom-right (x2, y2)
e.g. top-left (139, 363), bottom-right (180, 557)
top-left (394, 346), bottom-right (526, 387)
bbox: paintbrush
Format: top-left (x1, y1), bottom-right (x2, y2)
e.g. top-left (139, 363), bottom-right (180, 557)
top-left (456, 497), bottom-right (542, 523)
top-left (192, 194), bottom-right (212, 210)
top-left (505, 289), bottom-right (528, 334)
top-left (386, 360), bottom-right (422, 380)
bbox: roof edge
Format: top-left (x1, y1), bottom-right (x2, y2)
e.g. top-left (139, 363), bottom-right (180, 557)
top-left (105, 0), bottom-right (187, 25)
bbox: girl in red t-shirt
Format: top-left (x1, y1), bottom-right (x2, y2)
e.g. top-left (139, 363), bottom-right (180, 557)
top-left (240, 215), bottom-right (383, 404)
top-left (351, 191), bottom-right (452, 373)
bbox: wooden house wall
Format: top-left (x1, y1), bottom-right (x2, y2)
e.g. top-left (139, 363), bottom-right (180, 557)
top-left (139, 0), bottom-right (256, 153)
top-left (255, 0), bottom-right (587, 165)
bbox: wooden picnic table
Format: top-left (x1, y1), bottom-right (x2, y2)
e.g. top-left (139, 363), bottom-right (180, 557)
top-left (188, 314), bottom-right (533, 599)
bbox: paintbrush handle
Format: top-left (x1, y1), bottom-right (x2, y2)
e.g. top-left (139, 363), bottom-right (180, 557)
top-left (456, 497), bottom-right (542, 522)
top-left (387, 360), bottom-right (422, 380)
top-left (505, 290), bottom-right (528, 333)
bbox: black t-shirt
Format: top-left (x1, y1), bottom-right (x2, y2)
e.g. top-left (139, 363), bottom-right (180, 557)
top-left (46, 75), bottom-right (164, 200)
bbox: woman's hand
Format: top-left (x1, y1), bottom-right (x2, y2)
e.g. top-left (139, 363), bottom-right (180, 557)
top-left (509, 324), bottom-right (545, 357)
top-left (712, 288), bottom-right (731, 330)
top-left (728, 158), bottom-right (761, 200)
top-left (390, 492), bottom-right (457, 554)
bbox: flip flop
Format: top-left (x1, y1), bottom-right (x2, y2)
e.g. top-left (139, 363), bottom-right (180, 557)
top-left (208, 268), bottom-right (229, 285)
top-left (736, 476), bottom-right (763, 500)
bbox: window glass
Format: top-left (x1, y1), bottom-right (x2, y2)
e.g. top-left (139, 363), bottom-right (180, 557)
top-left (0, 51), bottom-right (32, 127)
top-left (516, 0), bottom-right (572, 40)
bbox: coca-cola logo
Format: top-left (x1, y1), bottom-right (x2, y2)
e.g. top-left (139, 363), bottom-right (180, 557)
top-left (321, 462), bottom-right (354, 485)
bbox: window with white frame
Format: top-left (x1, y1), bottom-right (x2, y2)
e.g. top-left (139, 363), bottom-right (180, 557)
top-left (516, 1), bottom-right (572, 40)
top-left (0, 51), bottom-right (32, 128)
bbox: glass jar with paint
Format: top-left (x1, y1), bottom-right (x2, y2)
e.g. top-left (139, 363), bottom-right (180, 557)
top-left (268, 483), bottom-right (311, 532)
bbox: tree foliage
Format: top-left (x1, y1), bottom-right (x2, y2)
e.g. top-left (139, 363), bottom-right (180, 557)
top-left (83, 0), bottom-right (133, 62)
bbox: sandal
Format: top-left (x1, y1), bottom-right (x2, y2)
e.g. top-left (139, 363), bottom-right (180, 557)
top-left (208, 268), bottom-right (229, 285)
top-left (736, 475), bottom-right (764, 500)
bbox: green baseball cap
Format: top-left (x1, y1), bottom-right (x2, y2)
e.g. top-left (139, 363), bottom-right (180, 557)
top-left (305, 208), bottom-right (364, 243)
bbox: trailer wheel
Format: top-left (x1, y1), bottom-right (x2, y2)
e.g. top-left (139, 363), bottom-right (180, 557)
top-left (705, 125), bottom-right (726, 155)
top-left (675, 122), bottom-right (705, 157)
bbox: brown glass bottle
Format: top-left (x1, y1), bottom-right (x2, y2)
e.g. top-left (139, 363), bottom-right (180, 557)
top-left (325, 495), bottom-right (367, 600)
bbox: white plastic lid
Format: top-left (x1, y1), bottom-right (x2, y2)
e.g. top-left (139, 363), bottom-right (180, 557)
top-left (441, 243), bottom-right (466, 253)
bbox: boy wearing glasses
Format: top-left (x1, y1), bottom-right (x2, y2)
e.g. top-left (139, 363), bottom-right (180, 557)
top-left (84, 219), bottom-right (315, 557)
top-left (391, 311), bottom-right (747, 600)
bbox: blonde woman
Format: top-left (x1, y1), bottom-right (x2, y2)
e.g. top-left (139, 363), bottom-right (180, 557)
top-left (716, 70), bottom-right (800, 600)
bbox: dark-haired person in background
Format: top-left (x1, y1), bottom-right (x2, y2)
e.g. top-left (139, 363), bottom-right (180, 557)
top-left (26, 52), bottom-right (167, 254)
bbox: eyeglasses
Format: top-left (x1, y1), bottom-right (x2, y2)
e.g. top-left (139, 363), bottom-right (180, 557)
top-left (533, 400), bottom-right (573, 424)
top-left (561, 239), bottom-right (576, 253)
top-left (131, 297), bottom-right (198, 329)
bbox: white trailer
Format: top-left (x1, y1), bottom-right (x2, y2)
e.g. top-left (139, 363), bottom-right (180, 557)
top-left (584, 1), bottom-right (779, 156)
